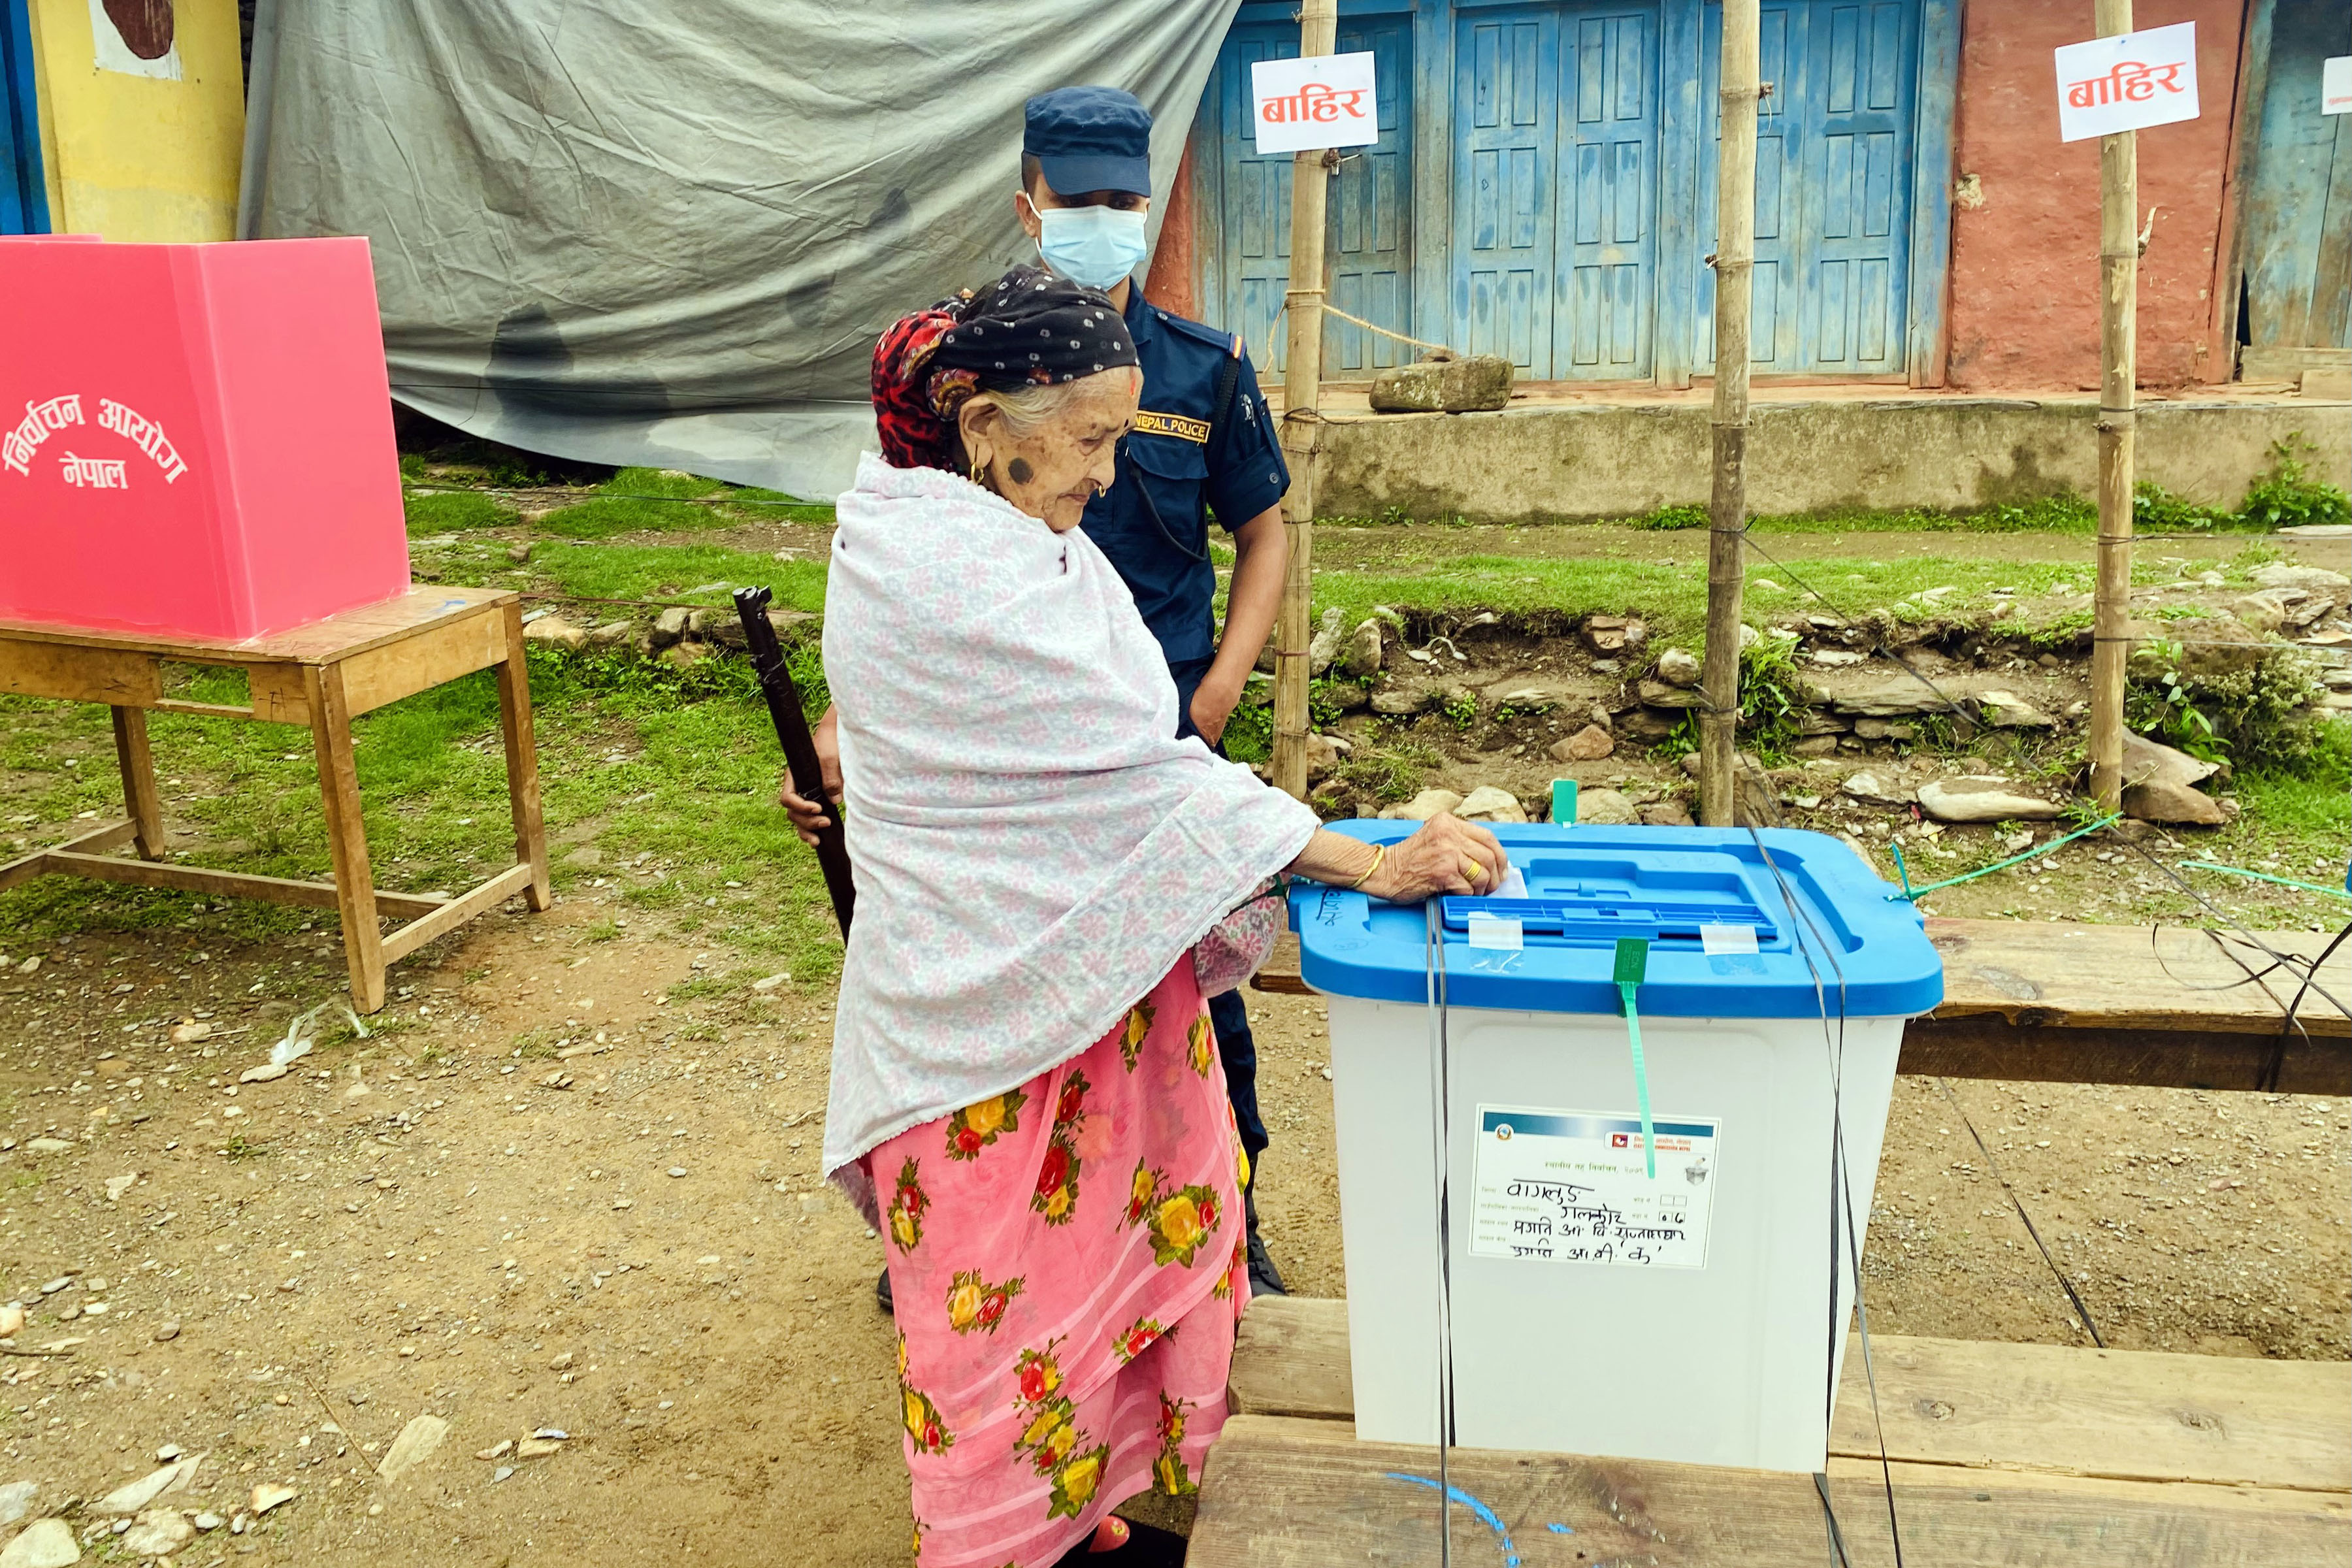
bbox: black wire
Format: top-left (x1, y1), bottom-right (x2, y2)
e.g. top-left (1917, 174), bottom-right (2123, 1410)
top-left (2112, 840), bottom-right (2351, 1022)
top-left (1932, 1075), bottom-right (2108, 1348)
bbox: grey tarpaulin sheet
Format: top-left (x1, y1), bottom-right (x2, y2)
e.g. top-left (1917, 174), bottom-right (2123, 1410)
top-left (240, 1), bottom-right (1240, 498)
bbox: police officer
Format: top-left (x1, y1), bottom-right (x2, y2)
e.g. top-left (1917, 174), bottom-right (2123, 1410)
top-left (783, 85), bottom-right (1295, 1305)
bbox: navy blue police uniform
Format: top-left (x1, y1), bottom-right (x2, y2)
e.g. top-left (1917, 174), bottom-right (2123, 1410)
top-left (1028, 83), bottom-right (1291, 1291)
top-left (1081, 289), bottom-right (1290, 1228)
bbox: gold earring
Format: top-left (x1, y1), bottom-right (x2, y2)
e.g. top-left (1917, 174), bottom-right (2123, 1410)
top-left (968, 452), bottom-right (987, 487)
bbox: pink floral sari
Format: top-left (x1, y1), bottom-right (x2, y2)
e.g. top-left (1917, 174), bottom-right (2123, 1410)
top-left (870, 956), bottom-right (1249, 1568)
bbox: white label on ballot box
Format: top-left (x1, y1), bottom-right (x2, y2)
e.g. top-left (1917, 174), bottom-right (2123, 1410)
top-left (1471, 1105), bottom-right (1720, 1269)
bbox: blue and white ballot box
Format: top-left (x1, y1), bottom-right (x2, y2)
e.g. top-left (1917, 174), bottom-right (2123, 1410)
top-left (1288, 823), bottom-right (1943, 1472)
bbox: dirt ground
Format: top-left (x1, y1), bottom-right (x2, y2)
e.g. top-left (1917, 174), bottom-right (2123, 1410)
top-left (1, 890), bottom-right (2345, 1567)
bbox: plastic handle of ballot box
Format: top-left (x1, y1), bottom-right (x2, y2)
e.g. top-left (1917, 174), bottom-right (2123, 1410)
top-left (1614, 937), bottom-right (1655, 1179)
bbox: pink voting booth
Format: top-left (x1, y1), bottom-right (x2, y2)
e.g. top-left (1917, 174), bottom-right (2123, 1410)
top-left (0, 237), bottom-right (410, 641)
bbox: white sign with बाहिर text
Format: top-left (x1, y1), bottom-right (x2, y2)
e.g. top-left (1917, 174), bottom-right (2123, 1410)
top-left (2324, 57), bottom-right (2351, 116)
top-left (2053, 22), bottom-right (2199, 142)
top-left (1250, 52), bottom-right (1380, 155)
top-left (1471, 1105), bottom-right (1720, 1269)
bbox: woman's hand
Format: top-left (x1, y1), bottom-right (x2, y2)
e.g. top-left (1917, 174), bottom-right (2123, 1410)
top-left (1287, 815), bottom-right (1510, 904)
top-left (776, 707), bottom-right (844, 848)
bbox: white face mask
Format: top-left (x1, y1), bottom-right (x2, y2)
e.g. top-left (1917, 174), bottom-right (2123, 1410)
top-left (1026, 195), bottom-right (1150, 292)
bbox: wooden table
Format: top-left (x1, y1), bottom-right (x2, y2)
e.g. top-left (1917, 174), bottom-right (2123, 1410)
top-left (1254, 915), bottom-right (2350, 1094)
top-left (1196, 1296), bottom-right (2351, 1567)
top-left (0, 587), bottom-right (550, 1012)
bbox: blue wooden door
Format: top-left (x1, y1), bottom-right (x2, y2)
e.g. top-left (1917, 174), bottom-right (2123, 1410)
top-left (1452, 2), bottom-right (1659, 380)
top-left (1, 0), bottom-right (47, 235)
top-left (2240, 0), bottom-right (2352, 355)
top-left (1696, 0), bottom-right (1918, 376)
top-left (1197, 10), bottom-right (1415, 377)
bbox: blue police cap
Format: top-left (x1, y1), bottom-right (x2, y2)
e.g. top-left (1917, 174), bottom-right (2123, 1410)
top-left (1023, 86), bottom-right (1154, 199)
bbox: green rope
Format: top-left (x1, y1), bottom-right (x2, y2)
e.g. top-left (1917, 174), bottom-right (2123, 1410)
top-left (1884, 812), bottom-right (2123, 902)
top-left (2178, 861), bottom-right (2352, 902)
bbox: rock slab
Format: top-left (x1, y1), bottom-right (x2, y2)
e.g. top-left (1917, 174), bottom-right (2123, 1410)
top-left (1550, 725), bottom-right (1615, 763)
top-left (1380, 788), bottom-right (1463, 822)
top-left (1454, 785), bottom-right (1527, 823)
top-left (376, 1414), bottom-right (450, 1484)
top-left (1918, 777), bottom-right (2063, 823)
top-left (0, 1520), bottom-right (76, 1568)
top-left (2121, 731), bottom-right (2226, 826)
top-left (1367, 353), bottom-right (1513, 413)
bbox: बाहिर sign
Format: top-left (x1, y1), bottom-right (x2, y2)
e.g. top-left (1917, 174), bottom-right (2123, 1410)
top-left (1250, 52), bottom-right (1380, 155)
top-left (2324, 56), bottom-right (2351, 116)
top-left (2053, 21), bottom-right (2200, 142)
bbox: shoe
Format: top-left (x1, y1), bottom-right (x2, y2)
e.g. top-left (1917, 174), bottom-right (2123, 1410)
top-left (876, 1266), bottom-right (894, 1315)
top-left (1051, 1516), bottom-right (1187, 1565)
top-left (1245, 1228), bottom-right (1286, 1297)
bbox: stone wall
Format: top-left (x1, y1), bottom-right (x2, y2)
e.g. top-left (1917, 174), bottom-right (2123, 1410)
top-left (1312, 396), bottom-right (2352, 524)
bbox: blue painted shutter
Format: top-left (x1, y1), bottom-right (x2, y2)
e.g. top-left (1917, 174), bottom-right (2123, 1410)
top-left (1558, 10), bottom-right (1659, 376)
top-left (1456, 12), bottom-right (1555, 372)
top-left (1200, 19), bottom-right (1415, 378)
top-left (2241, 0), bottom-right (2352, 353)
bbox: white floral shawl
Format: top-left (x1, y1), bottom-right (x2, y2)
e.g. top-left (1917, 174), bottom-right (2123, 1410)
top-left (819, 455), bottom-right (1318, 1217)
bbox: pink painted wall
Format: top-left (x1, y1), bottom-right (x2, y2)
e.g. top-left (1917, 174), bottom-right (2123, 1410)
top-left (1945, 0), bottom-right (2246, 390)
top-left (1144, 144), bottom-right (1201, 319)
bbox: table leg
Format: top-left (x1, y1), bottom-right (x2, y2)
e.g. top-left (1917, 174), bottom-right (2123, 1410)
top-left (306, 664), bottom-right (387, 1013)
top-left (110, 706), bottom-right (166, 861)
top-left (495, 600), bottom-right (553, 912)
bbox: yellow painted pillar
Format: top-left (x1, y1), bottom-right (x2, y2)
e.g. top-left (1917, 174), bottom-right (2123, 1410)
top-left (25, 0), bottom-right (245, 239)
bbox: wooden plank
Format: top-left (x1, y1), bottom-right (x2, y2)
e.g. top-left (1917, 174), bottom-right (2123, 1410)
top-left (109, 706), bottom-right (165, 860)
top-left (336, 606), bottom-right (505, 716)
top-left (0, 585), bottom-right (513, 667)
top-left (0, 819), bottom-right (136, 893)
top-left (379, 864), bottom-right (534, 965)
top-left (0, 640), bottom-right (158, 706)
top-left (1900, 1017), bottom-right (2348, 1096)
top-left (246, 662), bottom-right (311, 726)
top-left (306, 663), bottom-right (387, 1013)
top-left (34, 852), bottom-right (447, 919)
top-left (1831, 1334), bottom-right (2351, 1494)
top-left (1925, 919), bottom-right (2346, 1037)
top-left (1229, 1298), bottom-right (2352, 1494)
top-left (491, 601), bottom-right (553, 912)
top-left (1190, 1414), bottom-right (2351, 1568)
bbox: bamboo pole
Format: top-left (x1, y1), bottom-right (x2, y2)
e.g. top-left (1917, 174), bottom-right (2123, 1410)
top-left (1699, 0), bottom-right (1760, 826)
top-left (2088, 0), bottom-right (2138, 812)
top-left (1271, 0), bottom-right (1339, 801)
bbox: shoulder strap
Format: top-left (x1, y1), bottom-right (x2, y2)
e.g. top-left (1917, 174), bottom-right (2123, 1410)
top-left (1209, 345), bottom-right (1243, 447)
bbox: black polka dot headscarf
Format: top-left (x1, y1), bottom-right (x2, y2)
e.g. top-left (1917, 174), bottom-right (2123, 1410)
top-left (872, 265), bottom-right (1139, 471)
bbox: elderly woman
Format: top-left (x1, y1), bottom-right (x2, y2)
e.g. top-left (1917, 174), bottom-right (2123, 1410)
top-left (815, 267), bottom-right (1505, 1568)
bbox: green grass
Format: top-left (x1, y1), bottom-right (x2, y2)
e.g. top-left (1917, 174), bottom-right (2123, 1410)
top-left (404, 489), bottom-right (518, 536)
top-left (534, 466), bottom-right (834, 539)
top-left (0, 645), bottom-right (842, 983)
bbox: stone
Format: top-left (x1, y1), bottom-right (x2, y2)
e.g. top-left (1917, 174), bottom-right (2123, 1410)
top-left (1550, 725), bottom-right (1615, 763)
top-left (1367, 351), bottom-right (1513, 414)
top-left (1974, 690), bottom-right (2055, 728)
top-left (103, 1175), bottom-right (137, 1202)
top-left (2121, 731), bottom-right (2227, 826)
top-left (2234, 587), bottom-right (2331, 632)
top-left (1326, 679), bottom-right (1371, 713)
top-left (521, 613), bottom-right (589, 653)
top-left (1304, 733), bottom-right (1348, 779)
top-left (706, 607), bottom-right (814, 651)
top-left (2247, 563), bottom-right (2349, 592)
top-left (152, 1320), bottom-right (180, 1342)
top-left (1480, 678), bottom-right (1582, 709)
top-left (1454, 786), bottom-right (1527, 824)
top-left (1576, 788), bottom-right (1638, 825)
top-left (91, 1457), bottom-right (201, 1516)
top-left (649, 606), bottom-right (692, 649)
top-left (661, 641), bottom-right (709, 670)
top-left (249, 1484), bottom-right (297, 1516)
top-left (1339, 619), bottom-right (1386, 679)
top-left (1806, 668), bottom-right (1955, 717)
top-left (1306, 607), bottom-right (1348, 678)
top-left (191, 1513), bottom-right (223, 1531)
top-left (1379, 788), bottom-right (1463, 821)
top-left (24, 1138), bottom-right (69, 1154)
top-left (750, 972), bottom-right (790, 992)
top-left (587, 619), bottom-right (634, 649)
top-left (0, 1482), bottom-right (33, 1527)
top-left (1615, 707), bottom-right (1680, 743)
top-left (1369, 682), bottom-right (1429, 716)
top-left (376, 1414), bottom-right (449, 1484)
top-left (1653, 647), bottom-right (1701, 687)
top-left (515, 1437), bottom-right (564, 1460)
top-left (1635, 679), bottom-right (1705, 709)
top-left (1789, 735), bottom-right (1840, 757)
top-left (1808, 648), bottom-right (1867, 667)
top-left (506, 542), bottom-right (533, 563)
top-left (1917, 777), bottom-right (2063, 823)
top-left (1842, 771), bottom-right (1916, 807)
top-left (168, 1021), bottom-right (212, 1044)
top-left (1851, 718), bottom-right (1920, 742)
top-left (1637, 800), bottom-right (1695, 827)
top-left (118, 1511), bottom-right (193, 1557)
top-left (0, 1518), bottom-right (76, 1568)
top-left (240, 1063), bottom-right (289, 1084)
top-left (1580, 615), bottom-right (1647, 656)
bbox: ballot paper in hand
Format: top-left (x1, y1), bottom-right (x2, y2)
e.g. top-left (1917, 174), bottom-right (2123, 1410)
top-left (1494, 866), bottom-right (1529, 901)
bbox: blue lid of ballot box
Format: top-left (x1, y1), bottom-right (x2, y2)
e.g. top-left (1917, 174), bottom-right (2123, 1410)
top-left (1288, 823), bottom-right (1944, 1019)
